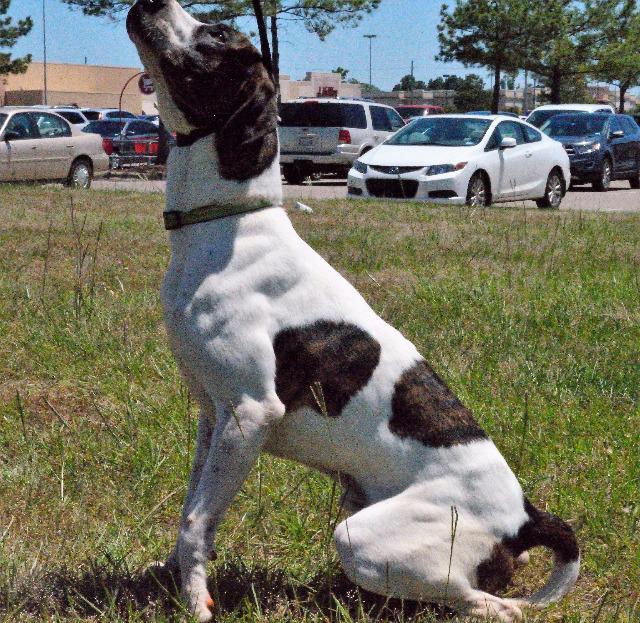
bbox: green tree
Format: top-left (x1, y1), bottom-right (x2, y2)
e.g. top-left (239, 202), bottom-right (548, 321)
top-left (427, 75), bottom-right (465, 90)
top-left (392, 74), bottom-right (427, 91)
top-left (63, 0), bottom-right (381, 94)
top-left (0, 0), bottom-right (33, 76)
top-left (332, 66), bottom-right (349, 80)
top-left (453, 73), bottom-right (492, 111)
top-left (592, 3), bottom-right (640, 112)
top-left (437, 0), bottom-right (530, 113)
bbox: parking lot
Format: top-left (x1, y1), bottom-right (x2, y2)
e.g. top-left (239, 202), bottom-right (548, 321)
top-left (93, 176), bottom-right (640, 212)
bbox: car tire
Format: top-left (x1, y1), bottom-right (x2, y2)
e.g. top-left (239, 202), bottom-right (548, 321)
top-left (629, 160), bottom-right (640, 189)
top-left (466, 172), bottom-right (489, 207)
top-left (282, 164), bottom-right (307, 185)
top-left (65, 159), bottom-right (93, 189)
top-left (536, 169), bottom-right (564, 209)
top-left (592, 157), bottom-right (612, 191)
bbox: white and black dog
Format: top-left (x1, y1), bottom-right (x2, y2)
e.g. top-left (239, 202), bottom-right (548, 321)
top-left (126, 1), bottom-right (579, 621)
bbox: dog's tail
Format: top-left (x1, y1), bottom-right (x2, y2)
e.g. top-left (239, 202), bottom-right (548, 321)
top-left (512, 499), bottom-right (580, 606)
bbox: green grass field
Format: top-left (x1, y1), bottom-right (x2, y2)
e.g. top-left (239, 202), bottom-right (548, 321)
top-left (0, 185), bottom-right (638, 622)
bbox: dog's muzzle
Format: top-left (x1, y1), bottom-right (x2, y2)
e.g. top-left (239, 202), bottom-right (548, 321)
top-left (127, 0), bottom-right (167, 35)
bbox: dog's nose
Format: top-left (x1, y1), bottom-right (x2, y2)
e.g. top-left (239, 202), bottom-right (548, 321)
top-left (138, 0), bottom-right (166, 14)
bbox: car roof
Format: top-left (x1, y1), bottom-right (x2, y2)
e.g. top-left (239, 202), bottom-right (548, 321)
top-left (0, 106), bottom-right (68, 116)
top-left (290, 97), bottom-right (389, 106)
top-left (531, 103), bottom-right (613, 111)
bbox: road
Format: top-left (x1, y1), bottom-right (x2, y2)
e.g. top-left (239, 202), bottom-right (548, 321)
top-left (93, 176), bottom-right (640, 212)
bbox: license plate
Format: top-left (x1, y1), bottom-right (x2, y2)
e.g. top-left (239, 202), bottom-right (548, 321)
top-left (298, 136), bottom-right (314, 148)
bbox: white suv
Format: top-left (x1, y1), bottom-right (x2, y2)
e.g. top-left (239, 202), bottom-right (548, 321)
top-left (526, 103), bottom-right (615, 128)
top-left (278, 98), bottom-right (405, 184)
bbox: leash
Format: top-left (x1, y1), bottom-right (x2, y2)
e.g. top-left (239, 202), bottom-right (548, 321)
top-left (163, 200), bottom-right (274, 231)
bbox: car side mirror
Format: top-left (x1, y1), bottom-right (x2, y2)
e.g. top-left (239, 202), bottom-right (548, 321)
top-left (3, 130), bottom-right (20, 142)
top-left (610, 130), bottom-right (624, 139)
top-left (499, 137), bottom-right (517, 149)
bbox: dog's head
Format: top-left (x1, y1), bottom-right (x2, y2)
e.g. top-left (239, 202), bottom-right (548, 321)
top-left (127, 0), bottom-right (278, 181)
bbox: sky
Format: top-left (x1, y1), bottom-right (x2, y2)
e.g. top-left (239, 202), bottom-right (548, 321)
top-left (7, 0), bottom-right (490, 91)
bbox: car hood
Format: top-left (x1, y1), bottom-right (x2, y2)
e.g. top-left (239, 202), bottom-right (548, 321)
top-left (551, 133), bottom-right (601, 145)
top-left (360, 144), bottom-right (479, 167)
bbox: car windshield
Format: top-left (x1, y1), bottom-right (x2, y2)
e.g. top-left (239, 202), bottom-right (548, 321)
top-left (82, 120), bottom-right (125, 136)
top-left (527, 109), bottom-right (584, 128)
top-left (385, 117), bottom-right (491, 146)
top-left (279, 103), bottom-right (367, 128)
top-left (542, 115), bottom-right (608, 137)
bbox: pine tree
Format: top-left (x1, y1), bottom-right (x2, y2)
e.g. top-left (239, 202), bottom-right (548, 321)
top-left (0, 0), bottom-right (33, 76)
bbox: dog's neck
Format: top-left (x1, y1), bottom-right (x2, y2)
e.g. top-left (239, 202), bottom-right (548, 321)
top-left (165, 133), bottom-right (283, 213)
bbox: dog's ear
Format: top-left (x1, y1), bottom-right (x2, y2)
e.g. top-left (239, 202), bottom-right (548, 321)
top-left (215, 63), bottom-right (278, 181)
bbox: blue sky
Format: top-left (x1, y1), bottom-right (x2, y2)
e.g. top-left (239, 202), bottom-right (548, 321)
top-left (7, 0), bottom-right (487, 90)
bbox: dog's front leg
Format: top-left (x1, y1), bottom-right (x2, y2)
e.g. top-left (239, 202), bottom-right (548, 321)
top-left (177, 392), bottom-right (285, 622)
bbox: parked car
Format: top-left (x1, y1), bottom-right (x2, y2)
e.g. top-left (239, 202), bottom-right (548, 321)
top-left (347, 114), bottom-right (570, 208)
top-left (82, 119), bottom-right (159, 168)
top-left (138, 114), bottom-right (160, 126)
top-left (81, 108), bottom-right (138, 121)
top-left (468, 110), bottom-right (520, 118)
top-left (47, 107), bottom-right (90, 130)
top-left (278, 98), bottom-right (405, 184)
top-left (395, 105), bottom-right (445, 120)
top-left (526, 103), bottom-right (614, 128)
top-left (541, 113), bottom-right (640, 190)
top-left (0, 107), bottom-right (109, 187)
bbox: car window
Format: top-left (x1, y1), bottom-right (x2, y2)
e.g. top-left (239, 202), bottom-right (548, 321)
top-left (370, 106), bottom-right (392, 131)
top-left (526, 109), bottom-right (584, 128)
top-left (57, 111), bottom-right (85, 125)
top-left (279, 103), bottom-right (367, 129)
top-left (4, 113), bottom-right (39, 140)
top-left (486, 121), bottom-right (525, 150)
top-left (33, 112), bottom-right (71, 138)
top-left (610, 117), bottom-right (624, 135)
top-left (106, 110), bottom-right (136, 119)
top-left (82, 110), bottom-right (100, 121)
top-left (385, 107), bottom-right (405, 131)
top-left (541, 114), bottom-right (608, 137)
top-left (128, 121), bottom-right (158, 135)
top-left (522, 124), bottom-right (542, 143)
top-left (386, 117), bottom-right (491, 146)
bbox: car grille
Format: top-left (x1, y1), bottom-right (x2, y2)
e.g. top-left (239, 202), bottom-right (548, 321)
top-left (369, 165), bottom-right (424, 175)
top-left (563, 144), bottom-right (576, 156)
top-left (366, 179), bottom-right (419, 198)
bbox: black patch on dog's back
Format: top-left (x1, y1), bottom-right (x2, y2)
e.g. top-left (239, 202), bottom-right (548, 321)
top-left (274, 321), bottom-right (381, 417)
top-left (389, 360), bottom-right (487, 447)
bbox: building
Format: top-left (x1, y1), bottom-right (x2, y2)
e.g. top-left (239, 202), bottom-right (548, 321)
top-left (280, 72), bottom-right (361, 101)
top-left (1, 61), bottom-right (148, 113)
top-left (367, 89), bottom-right (456, 109)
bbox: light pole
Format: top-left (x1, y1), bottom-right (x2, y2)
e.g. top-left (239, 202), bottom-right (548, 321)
top-left (363, 34), bottom-right (376, 88)
top-left (42, 0), bottom-right (48, 105)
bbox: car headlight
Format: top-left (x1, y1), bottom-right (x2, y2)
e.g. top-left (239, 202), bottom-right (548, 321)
top-left (352, 159), bottom-right (368, 174)
top-left (574, 142), bottom-right (600, 155)
top-left (425, 162), bottom-right (467, 176)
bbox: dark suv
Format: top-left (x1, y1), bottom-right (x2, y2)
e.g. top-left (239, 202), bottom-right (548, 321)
top-left (542, 113), bottom-right (640, 190)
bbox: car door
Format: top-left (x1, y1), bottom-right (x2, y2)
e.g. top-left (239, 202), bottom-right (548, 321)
top-left (0, 112), bottom-right (41, 181)
top-left (620, 117), bottom-right (639, 172)
top-left (31, 112), bottom-right (74, 179)
top-left (519, 123), bottom-right (550, 197)
top-left (483, 121), bottom-right (528, 199)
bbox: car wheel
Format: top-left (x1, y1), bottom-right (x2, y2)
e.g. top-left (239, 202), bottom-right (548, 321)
top-left (630, 160), bottom-right (640, 189)
top-left (66, 159), bottom-right (93, 189)
top-left (282, 164), bottom-right (307, 185)
top-left (536, 170), bottom-right (564, 209)
top-left (466, 172), bottom-right (489, 207)
top-left (592, 157), bottom-right (612, 191)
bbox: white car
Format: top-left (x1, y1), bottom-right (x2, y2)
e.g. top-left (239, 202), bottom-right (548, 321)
top-left (0, 107), bottom-right (110, 188)
top-left (49, 107), bottom-right (91, 130)
top-left (526, 103), bottom-right (615, 129)
top-left (347, 115), bottom-right (570, 208)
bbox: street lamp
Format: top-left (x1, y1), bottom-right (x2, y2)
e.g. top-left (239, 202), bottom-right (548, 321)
top-left (42, 0), bottom-right (48, 105)
top-left (363, 34), bottom-right (377, 88)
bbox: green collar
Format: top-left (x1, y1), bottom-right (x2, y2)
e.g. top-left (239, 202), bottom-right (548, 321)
top-left (163, 200), bottom-right (274, 231)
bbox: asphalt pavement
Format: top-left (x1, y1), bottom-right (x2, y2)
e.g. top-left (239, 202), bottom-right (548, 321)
top-left (92, 175), bottom-right (640, 212)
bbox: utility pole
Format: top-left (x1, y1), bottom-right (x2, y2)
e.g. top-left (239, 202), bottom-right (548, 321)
top-left (523, 69), bottom-right (528, 114)
top-left (42, 0), bottom-right (48, 105)
top-left (410, 60), bottom-right (414, 79)
top-left (363, 34), bottom-right (377, 87)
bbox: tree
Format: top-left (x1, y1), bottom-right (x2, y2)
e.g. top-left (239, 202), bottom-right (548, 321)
top-left (426, 75), bottom-right (465, 90)
top-left (437, 0), bottom-right (530, 113)
top-left (392, 74), bottom-right (427, 91)
top-left (592, 3), bottom-right (640, 112)
top-left (63, 0), bottom-right (381, 94)
top-left (452, 73), bottom-right (492, 111)
top-left (332, 66), bottom-right (349, 80)
top-left (0, 0), bottom-right (33, 76)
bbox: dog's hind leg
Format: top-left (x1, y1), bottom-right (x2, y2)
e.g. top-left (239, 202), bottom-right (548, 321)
top-left (177, 391), bottom-right (285, 622)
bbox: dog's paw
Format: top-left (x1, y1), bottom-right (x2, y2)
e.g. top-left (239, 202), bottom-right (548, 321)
top-left (467, 594), bottom-right (523, 622)
top-left (183, 585), bottom-right (215, 623)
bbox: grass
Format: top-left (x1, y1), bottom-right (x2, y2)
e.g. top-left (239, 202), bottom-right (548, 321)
top-left (0, 184), bottom-right (638, 622)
